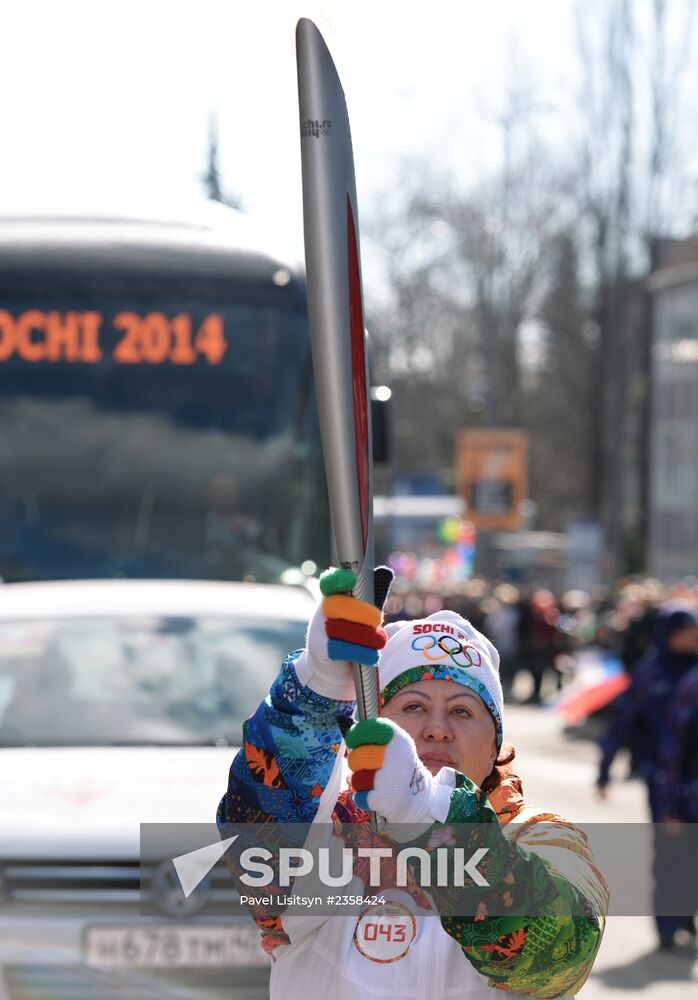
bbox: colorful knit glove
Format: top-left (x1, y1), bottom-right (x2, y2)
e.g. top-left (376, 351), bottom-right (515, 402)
top-left (346, 718), bottom-right (452, 828)
top-left (293, 566), bottom-right (392, 701)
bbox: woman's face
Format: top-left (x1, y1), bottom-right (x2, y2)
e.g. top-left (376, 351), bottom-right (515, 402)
top-left (381, 678), bottom-right (498, 788)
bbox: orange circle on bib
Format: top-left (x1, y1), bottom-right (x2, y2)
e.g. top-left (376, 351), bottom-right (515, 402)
top-left (353, 901), bottom-right (417, 964)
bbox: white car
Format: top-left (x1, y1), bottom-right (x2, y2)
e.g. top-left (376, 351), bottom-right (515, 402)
top-left (0, 578), bottom-right (315, 999)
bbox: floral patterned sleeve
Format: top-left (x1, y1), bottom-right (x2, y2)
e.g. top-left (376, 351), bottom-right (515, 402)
top-left (437, 776), bottom-right (608, 999)
top-left (217, 650), bottom-right (355, 826)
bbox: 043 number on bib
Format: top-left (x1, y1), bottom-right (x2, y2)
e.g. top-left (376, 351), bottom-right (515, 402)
top-left (353, 902), bottom-right (417, 964)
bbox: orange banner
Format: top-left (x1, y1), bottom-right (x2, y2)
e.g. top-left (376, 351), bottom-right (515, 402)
top-left (456, 429), bottom-right (528, 531)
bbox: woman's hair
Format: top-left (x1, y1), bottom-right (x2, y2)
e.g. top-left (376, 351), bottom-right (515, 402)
top-left (480, 742), bottom-right (516, 796)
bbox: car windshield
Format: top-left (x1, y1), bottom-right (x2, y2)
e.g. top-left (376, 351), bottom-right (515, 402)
top-left (0, 615), bottom-right (307, 747)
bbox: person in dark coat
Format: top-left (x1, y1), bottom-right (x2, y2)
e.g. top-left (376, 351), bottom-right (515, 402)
top-left (654, 663), bottom-right (698, 942)
top-left (596, 608), bottom-right (698, 948)
top-left (657, 663), bottom-right (698, 822)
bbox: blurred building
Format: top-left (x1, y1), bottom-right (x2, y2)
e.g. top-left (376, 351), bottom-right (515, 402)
top-left (647, 235), bottom-right (698, 578)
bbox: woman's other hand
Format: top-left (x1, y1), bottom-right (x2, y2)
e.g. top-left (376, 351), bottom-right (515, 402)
top-left (345, 717), bottom-right (451, 830)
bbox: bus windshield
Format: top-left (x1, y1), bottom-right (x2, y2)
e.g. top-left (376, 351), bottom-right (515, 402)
top-left (0, 263), bottom-right (329, 582)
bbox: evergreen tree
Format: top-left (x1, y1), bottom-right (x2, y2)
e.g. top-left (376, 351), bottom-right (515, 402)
top-left (525, 230), bottom-right (595, 529)
top-left (203, 117), bottom-right (242, 210)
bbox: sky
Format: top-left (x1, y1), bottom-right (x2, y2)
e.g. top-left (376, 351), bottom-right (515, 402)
top-left (0, 5), bottom-right (575, 236)
top-left (1, 1), bottom-right (696, 296)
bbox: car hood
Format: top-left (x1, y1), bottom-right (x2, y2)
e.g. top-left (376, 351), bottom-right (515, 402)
top-left (0, 746), bottom-right (237, 858)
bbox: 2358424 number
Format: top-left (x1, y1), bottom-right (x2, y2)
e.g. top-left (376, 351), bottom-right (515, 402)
top-left (113, 312), bottom-right (226, 365)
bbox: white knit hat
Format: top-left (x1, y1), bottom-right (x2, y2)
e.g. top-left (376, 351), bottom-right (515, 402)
top-left (378, 611), bottom-right (504, 749)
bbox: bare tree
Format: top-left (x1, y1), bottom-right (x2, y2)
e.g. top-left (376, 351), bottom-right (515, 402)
top-left (368, 153), bottom-right (576, 489)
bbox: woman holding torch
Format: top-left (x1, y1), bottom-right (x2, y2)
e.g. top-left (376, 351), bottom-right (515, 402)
top-left (217, 569), bottom-right (608, 998)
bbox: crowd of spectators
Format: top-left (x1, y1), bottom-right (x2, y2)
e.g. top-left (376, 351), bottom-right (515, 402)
top-left (382, 568), bottom-right (698, 948)
top-left (382, 573), bottom-right (698, 705)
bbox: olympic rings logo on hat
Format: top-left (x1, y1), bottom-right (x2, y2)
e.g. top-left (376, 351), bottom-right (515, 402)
top-left (411, 633), bottom-right (482, 668)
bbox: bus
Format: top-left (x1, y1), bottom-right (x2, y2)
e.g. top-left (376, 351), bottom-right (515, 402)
top-left (0, 201), bottom-right (330, 584)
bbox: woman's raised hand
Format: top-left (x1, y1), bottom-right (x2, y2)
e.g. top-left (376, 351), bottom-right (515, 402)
top-left (293, 566), bottom-right (390, 701)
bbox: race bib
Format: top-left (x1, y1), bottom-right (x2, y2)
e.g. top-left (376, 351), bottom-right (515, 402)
top-left (353, 901), bottom-right (417, 963)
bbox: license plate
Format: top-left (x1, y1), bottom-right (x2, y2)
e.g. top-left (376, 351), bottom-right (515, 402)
top-left (83, 924), bottom-right (270, 968)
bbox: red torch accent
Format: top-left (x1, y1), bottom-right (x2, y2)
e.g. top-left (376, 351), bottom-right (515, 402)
top-left (347, 195), bottom-right (369, 551)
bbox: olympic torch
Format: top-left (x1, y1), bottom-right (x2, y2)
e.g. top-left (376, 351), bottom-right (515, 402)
top-left (296, 19), bottom-right (379, 825)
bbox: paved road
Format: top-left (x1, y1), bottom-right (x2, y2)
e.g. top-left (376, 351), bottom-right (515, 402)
top-left (505, 702), bottom-right (698, 998)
